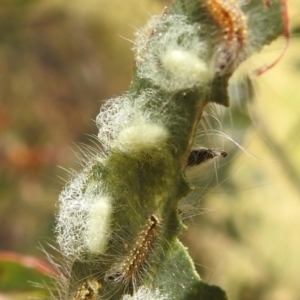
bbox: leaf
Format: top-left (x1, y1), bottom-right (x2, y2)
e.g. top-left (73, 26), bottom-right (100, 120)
top-left (0, 251), bottom-right (55, 296)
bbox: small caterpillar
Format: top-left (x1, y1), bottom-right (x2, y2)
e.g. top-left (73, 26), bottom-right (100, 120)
top-left (203, 0), bottom-right (248, 75)
top-left (105, 215), bottom-right (159, 285)
top-left (72, 279), bottom-right (101, 300)
top-left (203, 0), bottom-right (289, 76)
top-left (187, 148), bottom-right (227, 167)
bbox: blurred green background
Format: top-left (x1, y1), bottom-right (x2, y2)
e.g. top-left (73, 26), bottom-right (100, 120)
top-left (0, 0), bottom-right (299, 299)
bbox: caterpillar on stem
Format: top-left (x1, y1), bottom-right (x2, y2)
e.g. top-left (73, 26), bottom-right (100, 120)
top-left (202, 0), bottom-right (289, 76)
top-left (105, 215), bottom-right (159, 286)
top-left (203, 0), bottom-right (248, 76)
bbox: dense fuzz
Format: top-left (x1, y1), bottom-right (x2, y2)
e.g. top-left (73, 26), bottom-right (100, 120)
top-left (134, 14), bottom-right (212, 91)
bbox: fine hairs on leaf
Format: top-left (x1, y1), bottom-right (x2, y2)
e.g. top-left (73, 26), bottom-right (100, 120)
top-left (52, 0), bottom-right (287, 299)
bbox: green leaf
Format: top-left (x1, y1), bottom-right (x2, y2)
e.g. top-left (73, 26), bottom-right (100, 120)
top-left (0, 252), bottom-right (54, 296)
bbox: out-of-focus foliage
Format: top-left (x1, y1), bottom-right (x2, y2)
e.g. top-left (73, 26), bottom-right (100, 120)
top-left (0, 0), bottom-right (300, 299)
top-left (0, 0), bottom-right (163, 256)
top-left (0, 251), bottom-right (54, 299)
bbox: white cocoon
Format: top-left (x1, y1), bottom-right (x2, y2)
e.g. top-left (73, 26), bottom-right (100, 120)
top-left (117, 121), bottom-right (169, 150)
top-left (161, 49), bottom-right (211, 83)
top-left (86, 196), bottom-right (112, 254)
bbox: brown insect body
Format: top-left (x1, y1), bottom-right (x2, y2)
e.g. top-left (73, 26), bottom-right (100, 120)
top-left (105, 215), bottom-right (159, 285)
top-left (187, 147), bottom-right (227, 167)
top-left (203, 0), bottom-right (289, 76)
top-left (204, 0), bottom-right (248, 75)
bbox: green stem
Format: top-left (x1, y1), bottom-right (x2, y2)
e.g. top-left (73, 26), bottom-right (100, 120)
top-left (55, 0), bottom-right (286, 299)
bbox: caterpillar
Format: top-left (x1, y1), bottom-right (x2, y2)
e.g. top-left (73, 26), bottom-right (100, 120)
top-left (105, 215), bottom-right (159, 285)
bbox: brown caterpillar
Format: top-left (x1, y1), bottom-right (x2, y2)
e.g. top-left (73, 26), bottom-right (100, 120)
top-left (204, 0), bottom-right (290, 76)
top-left (187, 147), bottom-right (227, 167)
top-left (203, 0), bottom-right (248, 75)
top-left (73, 279), bottom-right (101, 300)
top-left (105, 215), bottom-right (159, 284)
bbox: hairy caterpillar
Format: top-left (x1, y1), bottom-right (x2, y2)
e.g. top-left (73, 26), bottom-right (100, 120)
top-left (104, 215), bottom-right (159, 285)
top-left (204, 0), bottom-right (248, 75)
top-left (203, 0), bottom-right (289, 76)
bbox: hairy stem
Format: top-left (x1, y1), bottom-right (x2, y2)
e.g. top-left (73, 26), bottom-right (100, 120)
top-left (54, 0), bottom-right (286, 299)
